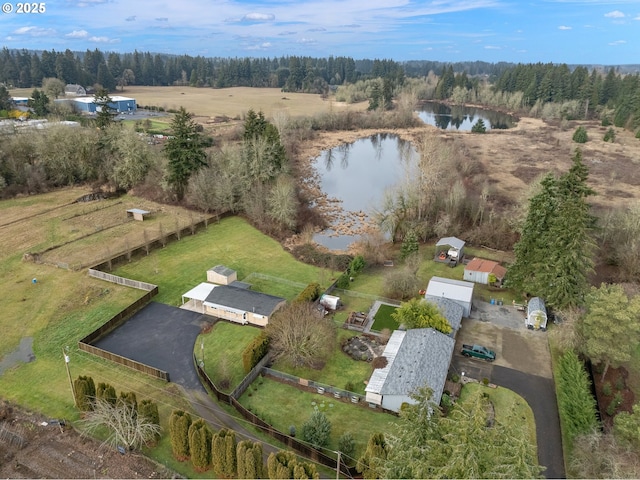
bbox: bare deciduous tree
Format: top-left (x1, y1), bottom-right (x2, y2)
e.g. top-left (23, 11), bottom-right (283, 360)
top-left (265, 302), bottom-right (336, 368)
top-left (80, 398), bottom-right (161, 451)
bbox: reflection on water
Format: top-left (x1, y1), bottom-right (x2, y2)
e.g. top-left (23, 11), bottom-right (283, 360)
top-left (312, 133), bottom-right (418, 251)
top-left (416, 101), bottom-right (516, 131)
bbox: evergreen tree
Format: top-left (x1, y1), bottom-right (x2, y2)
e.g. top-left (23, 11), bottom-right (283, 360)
top-left (507, 149), bottom-right (595, 308)
top-left (95, 382), bottom-right (117, 406)
top-left (28, 89), bottom-right (49, 117)
top-left (357, 432), bottom-right (389, 479)
top-left (237, 440), bottom-right (264, 479)
top-left (117, 391), bottom-right (137, 412)
top-left (471, 118), bottom-right (487, 133)
top-left (188, 419), bottom-right (212, 471)
top-left (169, 410), bottom-right (192, 461)
top-left (300, 411), bottom-right (331, 448)
top-left (93, 88), bottom-right (116, 129)
top-left (267, 450), bottom-right (297, 479)
top-left (212, 428), bottom-right (237, 478)
top-left (400, 229), bottom-right (419, 260)
top-left (0, 85), bottom-right (13, 111)
top-left (572, 126), bottom-right (588, 143)
top-left (164, 106), bottom-right (207, 200)
top-left (138, 399), bottom-right (160, 433)
top-left (73, 375), bottom-right (96, 411)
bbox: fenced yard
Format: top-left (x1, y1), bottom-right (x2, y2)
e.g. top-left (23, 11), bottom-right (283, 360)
top-left (238, 376), bottom-right (397, 462)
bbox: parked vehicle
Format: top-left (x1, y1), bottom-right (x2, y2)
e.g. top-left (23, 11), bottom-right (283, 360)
top-left (461, 344), bottom-right (496, 361)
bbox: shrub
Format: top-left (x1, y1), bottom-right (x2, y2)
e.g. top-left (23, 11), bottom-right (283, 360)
top-left (348, 255), bottom-right (366, 276)
top-left (572, 126), bottom-right (588, 143)
top-left (336, 273), bottom-right (350, 289)
top-left (603, 382), bottom-right (612, 397)
top-left (601, 117), bottom-right (612, 126)
top-left (604, 127), bottom-right (616, 142)
top-left (188, 419), bottom-right (212, 471)
top-left (289, 425), bottom-right (296, 437)
top-left (606, 393), bottom-right (623, 416)
top-left (73, 375), bottom-right (96, 411)
top-left (615, 376), bottom-right (626, 391)
top-left (344, 381), bottom-right (356, 392)
top-left (169, 410), bottom-right (192, 461)
top-left (117, 391), bottom-right (137, 411)
top-left (212, 428), bottom-right (236, 478)
top-left (635, 129), bottom-right (640, 139)
top-left (450, 373), bottom-right (460, 383)
top-left (295, 282), bottom-right (321, 303)
top-left (139, 399), bottom-right (160, 431)
top-left (300, 411), bottom-right (332, 448)
top-left (338, 432), bottom-right (356, 460)
top-left (242, 332), bottom-right (270, 373)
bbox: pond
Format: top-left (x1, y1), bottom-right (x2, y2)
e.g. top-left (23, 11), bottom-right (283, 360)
top-left (312, 133), bottom-right (419, 251)
top-left (416, 101), bottom-right (516, 130)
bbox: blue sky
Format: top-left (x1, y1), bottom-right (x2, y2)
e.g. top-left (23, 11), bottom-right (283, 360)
top-left (1, 0), bottom-right (638, 64)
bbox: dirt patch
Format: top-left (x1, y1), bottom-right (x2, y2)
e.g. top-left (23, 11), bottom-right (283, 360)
top-left (0, 402), bottom-right (174, 479)
top-left (341, 336), bottom-right (386, 362)
top-left (591, 365), bottom-right (636, 431)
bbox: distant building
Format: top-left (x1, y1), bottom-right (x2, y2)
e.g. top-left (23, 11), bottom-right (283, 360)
top-left (65, 84), bottom-right (87, 96)
top-left (11, 97), bottom-right (29, 106)
top-left (55, 95), bottom-right (137, 114)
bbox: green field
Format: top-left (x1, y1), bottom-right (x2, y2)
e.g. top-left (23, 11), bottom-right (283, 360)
top-left (198, 321), bottom-right (263, 392)
top-left (112, 216), bottom-right (332, 304)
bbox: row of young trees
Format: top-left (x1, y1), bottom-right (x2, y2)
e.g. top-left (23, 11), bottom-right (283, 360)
top-left (169, 409), bottom-right (323, 478)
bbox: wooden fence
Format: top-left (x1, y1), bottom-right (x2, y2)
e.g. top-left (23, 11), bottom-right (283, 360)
top-left (79, 342), bottom-right (169, 381)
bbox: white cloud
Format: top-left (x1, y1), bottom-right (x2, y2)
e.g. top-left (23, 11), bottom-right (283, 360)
top-left (558, 25), bottom-right (572, 30)
top-left (608, 39), bottom-right (626, 45)
top-left (155, 17), bottom-right (169, 22)
top-left (89, 36), bottom-right (117, 43)
top-left (605, 10), bottom-right (625, 18)
top-left (125, 15), bottom-right (136, 21)
top-left (484, 45), bottom-right (501, 49)
top-left (634, 14), bottom-right (640, 20)
top-left (13, 26), bottom-right (55, 36)
top-left (242, 12), bottom-right (275, 22)
top-left (299, 37), bottom-right (317, 44)
top-left (65, 29), bottom-right (89, 38)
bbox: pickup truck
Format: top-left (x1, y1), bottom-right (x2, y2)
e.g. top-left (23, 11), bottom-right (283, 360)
top-left (461, 344), bottom-right (496, 362)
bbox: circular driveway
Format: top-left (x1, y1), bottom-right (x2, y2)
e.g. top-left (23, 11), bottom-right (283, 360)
top-left (450, 300), bottom-right (565, 479)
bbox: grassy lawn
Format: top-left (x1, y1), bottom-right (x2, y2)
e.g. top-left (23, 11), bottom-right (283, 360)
top-left (271, 329), bottom-right (373, 395)
top-left (112, 216), bottom-right (332, 305)
top-left (371, 304), bottom-right (399, 332)
top-left (459, 382), bottom-right (537, 448)
top-left (239, 376), bottom-right (397, 461)
top-left (198, 322), bottom-right (263, 393)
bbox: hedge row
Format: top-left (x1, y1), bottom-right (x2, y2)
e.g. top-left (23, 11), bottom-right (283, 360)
top-left (242, 332), bottom-right (270, 373)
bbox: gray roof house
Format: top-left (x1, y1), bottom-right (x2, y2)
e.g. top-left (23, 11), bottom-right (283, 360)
top-left (64, 84), bottom-right (86, 96)
top-left (425, 276), bottom-right (475, 317)
top-left (365, 328), bottom-right (455, 412)
top-left (203, 285), bottom-right (286, 327)
top-left (425, 296), bottom-right (464, 335)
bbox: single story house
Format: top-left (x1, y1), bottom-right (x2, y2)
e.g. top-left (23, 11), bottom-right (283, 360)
top-left (203, 285), bottom-right (286, 327)
top-left (526, 297), bottom-right (548, 331)
top-left (365, 328), bottom-right (455, 412)
top-left (425, 296), bottom-right (464, 335)
top-left (463, 258), bottom-right (507, 286)
top-left (425, 276), bottom-right (474, 317)
top-left (207, 265), bottom-right (237, 285)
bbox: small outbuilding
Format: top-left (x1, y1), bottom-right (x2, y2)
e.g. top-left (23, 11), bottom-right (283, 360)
top-left (425, 276), bottom-right (474, 317)
top-left (463, 258), bottom-right (507, 286)
top-left (126, 208), bottom-right (150, 221)
top-left (207, 265), bottom-right (237, 285)
top-left (434, 237), bottom-right (466, 266)
top-left (319, 294), bottom-right (340, 311)
top-left (65, 84), bottom-right (87, 96)
top-left (526, 297), bottom-right (548, 331)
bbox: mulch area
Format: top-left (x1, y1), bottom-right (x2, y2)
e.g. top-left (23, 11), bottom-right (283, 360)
top-left (591, 365), bottom-right (635, 430)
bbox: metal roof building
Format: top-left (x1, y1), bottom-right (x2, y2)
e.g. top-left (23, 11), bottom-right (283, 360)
top-left (425, 276), bottom-right (475, 317)
top-left (365, 328), bottom-right (455, 412)
top-left (56, 95), bottom-right (137, 113)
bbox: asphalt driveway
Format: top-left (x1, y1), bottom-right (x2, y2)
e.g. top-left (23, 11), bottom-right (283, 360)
top-left (450, 301), bottom-right (565, 479)
top-left (93, 302), bottom-right (210, 391)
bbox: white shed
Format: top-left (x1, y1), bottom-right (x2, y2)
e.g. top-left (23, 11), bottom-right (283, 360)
top-left (526, 297), bottom-right (548, 331)
top-left (425, 276), bottom-right (474, 317)
top-left (319, 294), bottom-right (340, 311)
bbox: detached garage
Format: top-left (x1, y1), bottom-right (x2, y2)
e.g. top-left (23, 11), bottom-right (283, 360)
top-left (425, 276), bottom-right (474, 317)
top-left (464, 258), bottom-right (507, 286)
